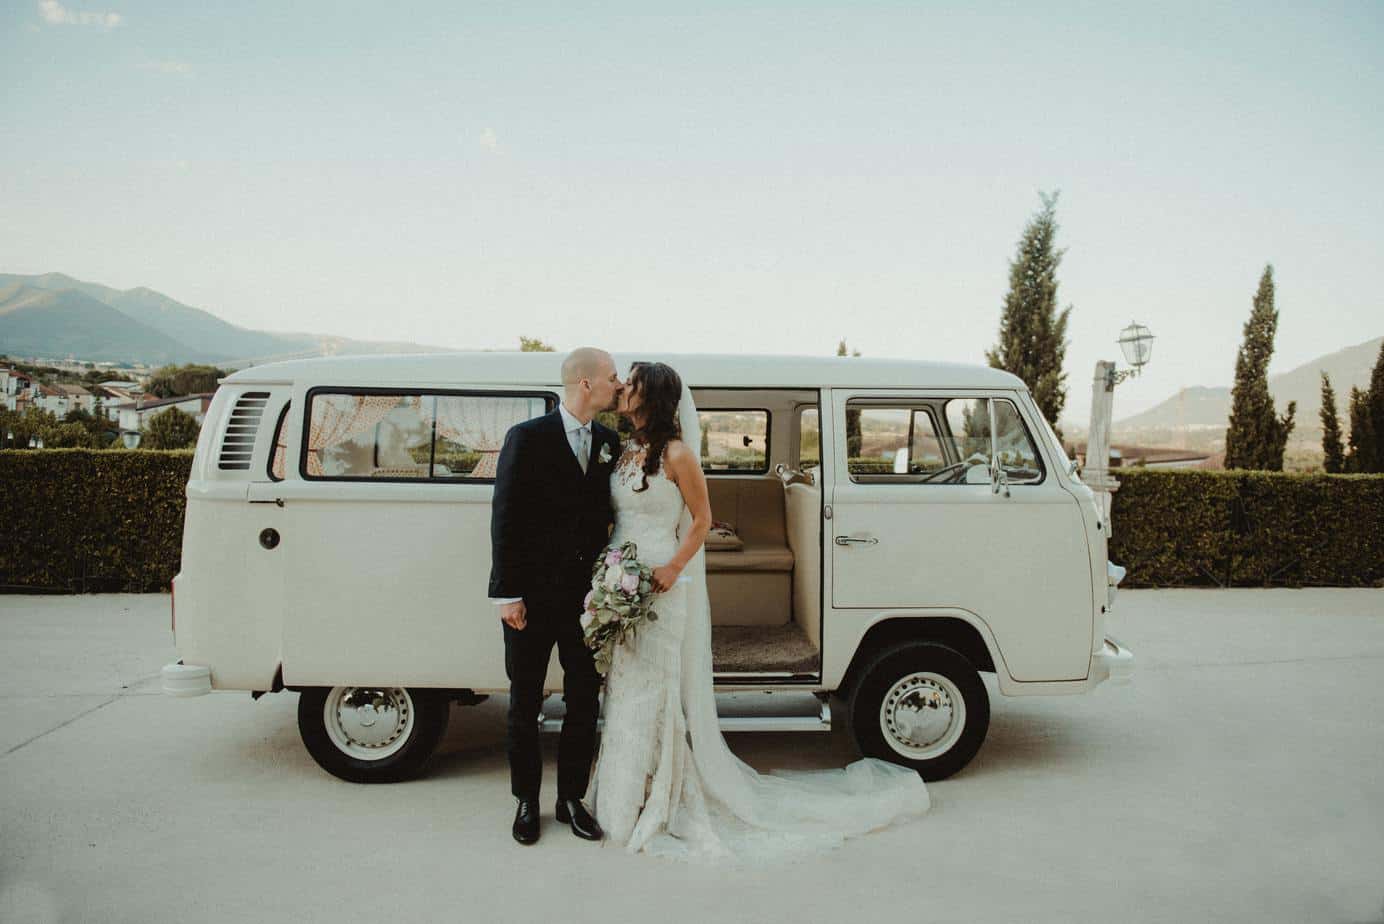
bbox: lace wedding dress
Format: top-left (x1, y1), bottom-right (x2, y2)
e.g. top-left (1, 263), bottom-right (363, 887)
top-left (583, 381), bottom-right (930, 864)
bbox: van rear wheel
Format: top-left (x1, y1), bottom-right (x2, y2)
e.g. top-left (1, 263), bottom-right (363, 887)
top-left (848, 642), bottom-right (989, 781)
top-left (297, 686), bottom-right (449, 783)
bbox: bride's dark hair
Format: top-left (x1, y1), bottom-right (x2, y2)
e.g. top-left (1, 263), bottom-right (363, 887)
top-left (627, 361), bottom-right (683, 493)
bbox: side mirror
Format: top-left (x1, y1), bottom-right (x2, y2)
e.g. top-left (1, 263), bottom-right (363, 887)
top-left (990, 461), bottom-right (1010, 498)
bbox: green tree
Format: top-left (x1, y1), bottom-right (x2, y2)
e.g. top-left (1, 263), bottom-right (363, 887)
top-left (838, 340), bottom-right (863, 457)
top-left (0, 406), bottom-right (60, 448)
top-left (141, 407), bottom-right (201, 449)
top-left (1223, 265), bottom-right (1296, 470)
top-left (147, 363), bottom-right (226, 398)
top-left (985, 191), bottom-right (1072, 439)
top-left (1346, 386), bottom-right (1376, 473)
top-left (1368, 341), bottom-right (1384, 471)
top-left (519, 337), bottom-right (556, 352)
top-left (1319, 372), bottom-right (1345, 473)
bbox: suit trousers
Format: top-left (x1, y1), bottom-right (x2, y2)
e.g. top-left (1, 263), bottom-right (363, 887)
top-left (501, 587), bottom-right (602, 803)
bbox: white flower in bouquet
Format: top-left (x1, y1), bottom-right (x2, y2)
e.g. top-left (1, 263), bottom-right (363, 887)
top-left (580, 540), bottom-right (661, 676)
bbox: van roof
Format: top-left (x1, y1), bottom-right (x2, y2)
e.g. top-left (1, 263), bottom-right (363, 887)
top-left (221, 351), bottom-right (1028, 391)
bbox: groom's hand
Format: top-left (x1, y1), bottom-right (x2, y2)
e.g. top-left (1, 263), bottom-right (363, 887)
top-left (500, 600), bottom-right (527, 630)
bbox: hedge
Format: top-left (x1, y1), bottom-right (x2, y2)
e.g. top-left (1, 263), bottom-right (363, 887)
top-left (2, 451), bottom-right (1382, 592)
top-left (1110, 469), bottom-right (1384, 588)
top-left (1, 449), bottom-right (193, 593)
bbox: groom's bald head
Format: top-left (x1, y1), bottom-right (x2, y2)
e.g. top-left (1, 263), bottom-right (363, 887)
top-left (561, 347), bottom-right (612, 386)
top-left (560, 347), bottom-right (622, 418)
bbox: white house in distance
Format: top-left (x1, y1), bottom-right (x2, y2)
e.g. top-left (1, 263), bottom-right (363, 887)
top-left (33, 383), bottom-right (97, 416)
top-left (112, 393), bottom-right (214, 446)
top-left (1, 366), bottom-right (35, 412)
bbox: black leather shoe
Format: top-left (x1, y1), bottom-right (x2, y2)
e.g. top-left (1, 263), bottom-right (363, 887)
top-left (512, 798), bottom-right (540, 845)
top-left (555, 798), bottom-right (604, 841)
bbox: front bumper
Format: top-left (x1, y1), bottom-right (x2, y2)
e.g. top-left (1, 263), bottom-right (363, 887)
top-left (162, 661), bottom-right (211, 697)
top-left (1092, 634), bottom-right (1134, 685)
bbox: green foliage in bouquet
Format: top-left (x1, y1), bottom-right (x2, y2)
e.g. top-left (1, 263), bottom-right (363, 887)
top-left (581, 540), bottom-right (660, 676)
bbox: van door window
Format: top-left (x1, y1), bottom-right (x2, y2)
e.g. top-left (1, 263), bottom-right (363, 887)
top-left (941, 397), bottom-right (1045, 485)
top-left (990, 398), bottom-right (1045, 483)
top-left (845, 403), bottom-right (945, 481)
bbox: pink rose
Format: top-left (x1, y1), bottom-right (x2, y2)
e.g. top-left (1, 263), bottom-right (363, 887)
top-left (620, 572), bottom-right (639, 594)
top-left (605, 549), bottom-right (623, 566)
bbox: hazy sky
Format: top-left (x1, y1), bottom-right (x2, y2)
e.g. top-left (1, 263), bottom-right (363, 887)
top-left (3, 1), bottom-right (1380, 424)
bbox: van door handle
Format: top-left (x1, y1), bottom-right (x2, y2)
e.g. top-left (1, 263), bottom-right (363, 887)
top-left (834, 536), bottom-right (879, 546)
top-left (250, 498), bottom-right (285, 507)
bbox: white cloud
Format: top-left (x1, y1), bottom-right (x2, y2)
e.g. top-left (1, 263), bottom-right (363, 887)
top-left (38, 0), bottom-right (122, 28)
top-left (480, 127), bottom-right (499, 151)
top-left (139, 59), bottom-right (193, 76)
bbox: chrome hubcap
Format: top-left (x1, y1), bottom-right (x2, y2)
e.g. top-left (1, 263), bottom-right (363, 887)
top-left (879, 672), bottom-right (965, 760)
top-left (324, 687), bottom-right (414, 760)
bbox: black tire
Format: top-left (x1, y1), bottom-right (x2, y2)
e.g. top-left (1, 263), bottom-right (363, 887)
top-left (297, 686), bottom-right (449, 783)
top-left (848, 642), bottom-right (989, 781)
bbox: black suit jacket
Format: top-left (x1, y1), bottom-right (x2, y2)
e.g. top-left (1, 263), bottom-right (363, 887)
top-left (488, 409), bottom-right (620, 605)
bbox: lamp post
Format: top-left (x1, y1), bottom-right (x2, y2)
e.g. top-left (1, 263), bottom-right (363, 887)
top-left (1084, 321), bottom-right (1155, 538)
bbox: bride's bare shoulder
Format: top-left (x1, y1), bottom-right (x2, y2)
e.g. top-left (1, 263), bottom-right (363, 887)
top-left (662, 439), bottom-right (696, 480)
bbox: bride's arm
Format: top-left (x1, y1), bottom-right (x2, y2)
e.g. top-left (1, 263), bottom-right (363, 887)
top-left (651, 439), bottom-right (712, 592)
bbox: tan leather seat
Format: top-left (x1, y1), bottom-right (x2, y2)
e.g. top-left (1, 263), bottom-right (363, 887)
top-left (705, 479), bottom-right (794, 626)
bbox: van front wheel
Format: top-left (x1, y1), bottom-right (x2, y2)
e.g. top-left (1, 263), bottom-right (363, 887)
top-left (297, 686), bottom-right (449, 783)
top-left (848, 642), bottom-right (989, 781)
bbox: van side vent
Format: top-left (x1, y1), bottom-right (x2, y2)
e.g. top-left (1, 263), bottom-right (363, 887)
top-left (218, 391), bottom-right (270, 470)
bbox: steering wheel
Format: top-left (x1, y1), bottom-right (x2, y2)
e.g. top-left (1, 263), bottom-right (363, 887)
top-left (918, 452), bottom-right (990, 485)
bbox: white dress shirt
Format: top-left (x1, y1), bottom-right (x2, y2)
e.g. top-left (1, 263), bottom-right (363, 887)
top-left (491, 402), bottom-right (593, 606)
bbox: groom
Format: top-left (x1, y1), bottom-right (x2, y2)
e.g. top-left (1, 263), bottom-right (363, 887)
top-left (489, 347), bottom-right (624, 846)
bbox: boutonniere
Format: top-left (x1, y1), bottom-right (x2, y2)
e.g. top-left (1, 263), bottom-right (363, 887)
top-left (598, 442), bottom-right (614, 464)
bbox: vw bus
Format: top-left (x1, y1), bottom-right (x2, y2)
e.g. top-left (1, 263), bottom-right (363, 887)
top-left (162, 351), bottom-right (1132, 783)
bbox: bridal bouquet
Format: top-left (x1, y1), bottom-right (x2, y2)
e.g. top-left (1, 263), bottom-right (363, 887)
top-left (581, 540), bottom-right (660, 676)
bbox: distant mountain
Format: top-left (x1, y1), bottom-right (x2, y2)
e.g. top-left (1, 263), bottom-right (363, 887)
top-left (0, 272), bottom-right (457, 367)
top-left (0, 285), bottom-right (219, 364)
top-left (1114, 335), bottom-right (1383, 440)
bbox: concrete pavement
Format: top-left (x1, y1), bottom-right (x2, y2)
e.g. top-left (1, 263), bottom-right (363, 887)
top-left (2, 589), bottom-right (1382, 924)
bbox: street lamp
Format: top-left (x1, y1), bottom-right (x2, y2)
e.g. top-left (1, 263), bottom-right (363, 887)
top-left (1105, 321), bottom-right (1156, 389)
top-left (1085, 320), bottom-right (1156, 538)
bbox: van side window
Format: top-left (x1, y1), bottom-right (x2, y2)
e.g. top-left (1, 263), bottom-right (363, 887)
top-left (697, 409), bottom-right (769, 473)
top-left (845, 404), bottom-right (945, 479)
top-left (302, 390), bottom-right (551, 481)
top-left (268, 402), bottom-right (290, 482)
top-left (797, 407), bottom-right (820, 468)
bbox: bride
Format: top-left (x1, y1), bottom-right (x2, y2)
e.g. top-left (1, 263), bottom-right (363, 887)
top-left (583, 360), bottom-right (930, 863)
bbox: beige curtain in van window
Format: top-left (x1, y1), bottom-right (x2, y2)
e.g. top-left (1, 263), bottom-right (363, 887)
top-left (304, 394), bottom-right (412, 476)
top-left (430, 395), bottom-right (543, 478)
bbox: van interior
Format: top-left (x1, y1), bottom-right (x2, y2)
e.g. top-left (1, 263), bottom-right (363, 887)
top-left (693, 389), bottom-right (821, 679)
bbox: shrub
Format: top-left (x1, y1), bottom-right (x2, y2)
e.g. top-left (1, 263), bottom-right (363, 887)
top-left (1110, 469), bottom-right (1384, 588)
top-left (0, 449), bottom-right (193, 592)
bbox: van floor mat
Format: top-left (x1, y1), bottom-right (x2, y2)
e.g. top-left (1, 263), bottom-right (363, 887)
top-left (711, 624), bottom-right (819, 674)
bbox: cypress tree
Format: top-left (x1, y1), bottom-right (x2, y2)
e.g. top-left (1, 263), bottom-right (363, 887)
top-left (986, 191), bottom-right (1072, 439)
top-left (1319, 372), bottom-right (1345, 473)
top-left (1223, 265), bottom-right (1296, 470)
top-left (1346, 386), bottom-right (1376, 473)
top-left (1369, 341), bottom-right (1384, 471)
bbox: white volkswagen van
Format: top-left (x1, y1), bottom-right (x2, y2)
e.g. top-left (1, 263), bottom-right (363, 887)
top-left (162, 351), bottom-right (1132, 784)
